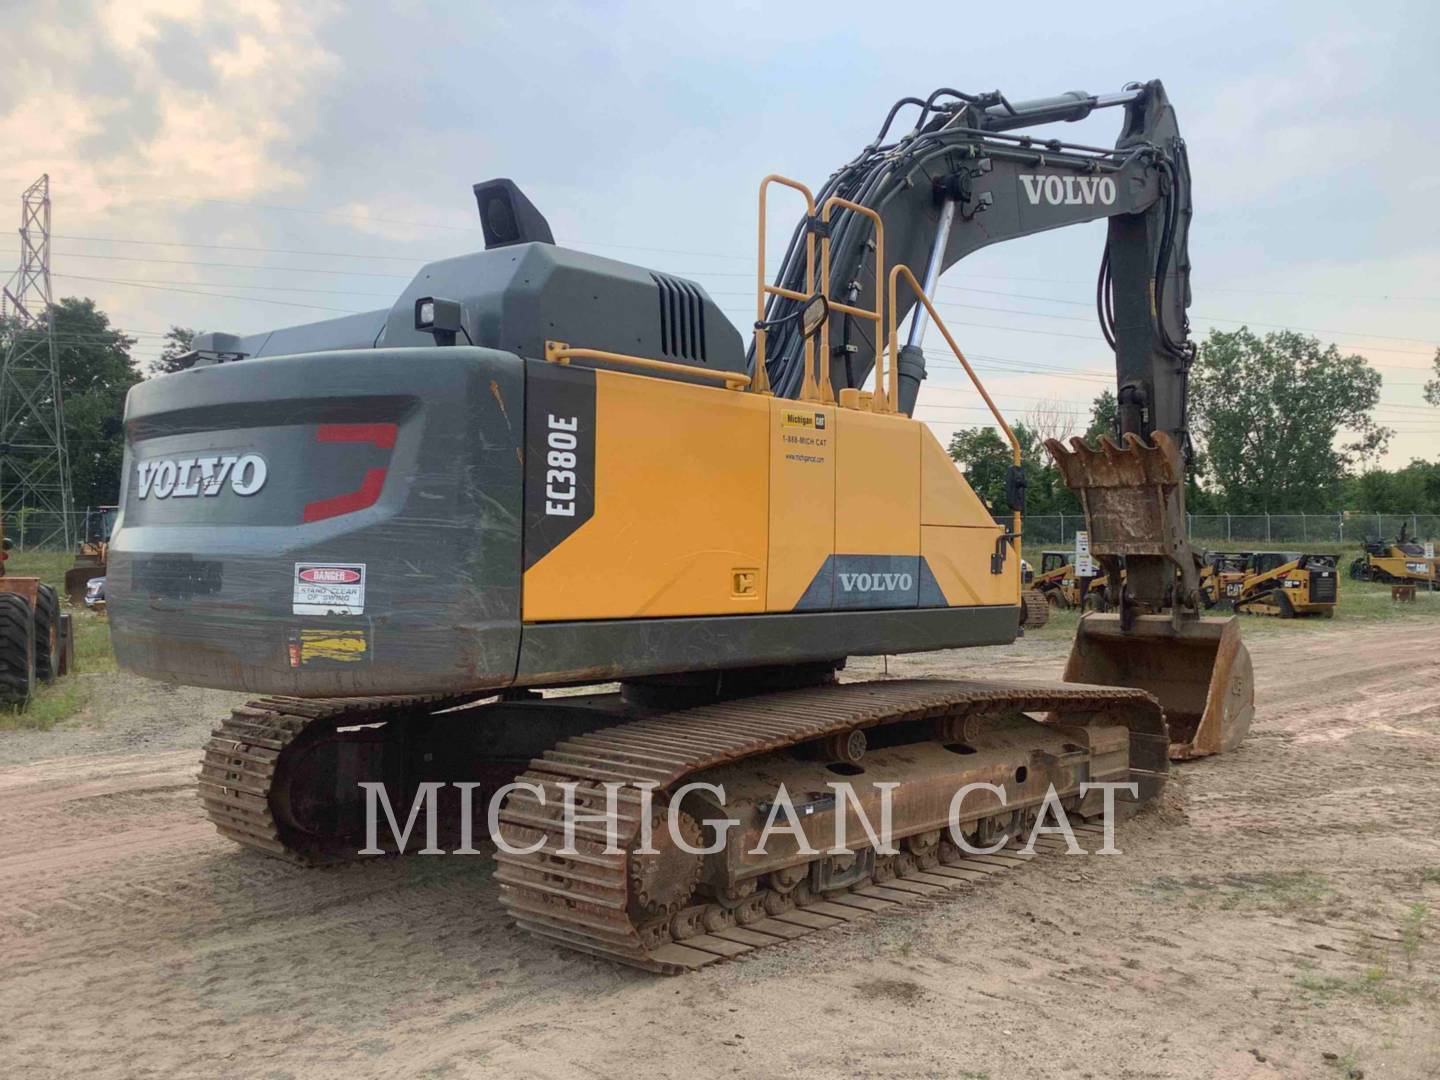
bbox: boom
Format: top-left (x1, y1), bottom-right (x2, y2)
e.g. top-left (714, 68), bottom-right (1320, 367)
top-left (752, 81), bottom-right (1199, 618)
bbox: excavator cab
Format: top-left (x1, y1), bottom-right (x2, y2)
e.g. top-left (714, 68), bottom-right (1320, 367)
top-left (1047, 433), bottom-right (1255, 760)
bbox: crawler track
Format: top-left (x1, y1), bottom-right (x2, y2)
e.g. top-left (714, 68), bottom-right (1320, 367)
top-left (1022, 588), bottom-right (1051, 629)
top-left (494, 678), bottom-right (1166, 973)
top-left (198, 693), bottom-right (482, 864)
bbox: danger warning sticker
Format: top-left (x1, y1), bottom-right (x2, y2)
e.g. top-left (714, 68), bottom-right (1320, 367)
top-left (293, 562), bottom-right (366, 615)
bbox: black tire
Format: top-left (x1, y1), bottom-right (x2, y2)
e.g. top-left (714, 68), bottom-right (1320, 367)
top-left (1044, 588), bottom-right (1069, 610)
top-left (1081, 589), bottom-right (1108, 613)
top-left (1349, 558), bottom-right (1367, 582)
top-left (0, 593), bottom-right (36, 708)
top-left (34, 584), bottom-right (60, 684)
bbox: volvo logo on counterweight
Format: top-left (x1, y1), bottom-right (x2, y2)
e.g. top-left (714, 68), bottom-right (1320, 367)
top-left (135, 453), bottom-right (268, 499)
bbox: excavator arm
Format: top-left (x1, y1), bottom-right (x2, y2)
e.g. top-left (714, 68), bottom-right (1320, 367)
top-left (754, 80), bottom-right (1198, 616)
top-left (754, 81), bottom-right (1252, 759)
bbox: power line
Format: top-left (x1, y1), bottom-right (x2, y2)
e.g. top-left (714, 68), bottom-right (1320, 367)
top-left (52, 233), bottom-right (440, 262)
top-left (56, 199), bottom-right (1440, 303)
top-left (53, 273), bottom-right (366, 314)
top-left (23, 247), bottom-right (413, 279)
top-left (58, 274), bottom-right (395, 298)
top-left (11, 241), bottom-right (1435, 352)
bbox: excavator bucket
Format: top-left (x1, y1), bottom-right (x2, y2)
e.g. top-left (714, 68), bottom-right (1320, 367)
top-left (1044, 432), bottom-right (1189, 561)
top-left (1045, 431), bottom-right (1256, 760)
top-left (1063, 613), bottom-right (1254, 760)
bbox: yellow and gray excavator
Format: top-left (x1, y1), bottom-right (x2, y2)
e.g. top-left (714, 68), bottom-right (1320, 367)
top-left (107, 80), bottom-right (1252, 972)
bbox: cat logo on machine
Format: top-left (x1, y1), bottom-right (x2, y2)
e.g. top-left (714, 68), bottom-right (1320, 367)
top-left (782, 410), bottom-right (826, 430)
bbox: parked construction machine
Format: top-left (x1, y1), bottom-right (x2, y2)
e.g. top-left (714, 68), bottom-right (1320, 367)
top-left (1207, 551), bottom-right (1338, 617)
top-left (107, 81), bottom-right (1253, 972)
top-left (64, 504), bottom-right (117, 605)
top-left (1350, 525), bottom-right (1436, 588)
top-left (1199, 550), bottom-right (1251, 608)
top-left (0, 512), bottom-right (71, 706)
top-left (1032, 550), bottom-right (1122, 611)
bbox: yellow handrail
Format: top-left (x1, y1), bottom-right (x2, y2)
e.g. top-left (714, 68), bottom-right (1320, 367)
top-left (755, 175), bottom-right (816, 399)
top-left (886, 264), bottom-right (1023, 543)
top-left (545, 341), bottom-right (751, 390)
top-left (819, 196), bottom-right (886, 410)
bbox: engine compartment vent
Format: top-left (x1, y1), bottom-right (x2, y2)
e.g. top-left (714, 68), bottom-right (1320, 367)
top-left (651, 273), bottom-right (708, 363)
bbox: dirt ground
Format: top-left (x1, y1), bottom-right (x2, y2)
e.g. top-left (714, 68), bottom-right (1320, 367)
top-left (1, 622), bottom-right (1437, 1079)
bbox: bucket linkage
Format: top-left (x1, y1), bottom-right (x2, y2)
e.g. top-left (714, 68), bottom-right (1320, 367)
top-left (1046, 431), bottom-right (1255, 760)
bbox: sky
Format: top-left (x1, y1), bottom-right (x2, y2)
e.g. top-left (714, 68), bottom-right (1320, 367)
top-left (2, 0), bottom-right (1437, 467)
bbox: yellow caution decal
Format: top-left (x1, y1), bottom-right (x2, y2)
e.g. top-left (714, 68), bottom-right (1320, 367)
top-left (287, 627), bottom-right (368, 667)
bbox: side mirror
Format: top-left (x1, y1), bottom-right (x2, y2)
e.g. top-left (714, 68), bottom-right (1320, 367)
top-left (1004, 464), bottom-right (1027, 513)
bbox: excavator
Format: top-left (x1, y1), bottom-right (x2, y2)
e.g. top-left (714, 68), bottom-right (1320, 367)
top-left (108, 80), bottom-right (1253, 973)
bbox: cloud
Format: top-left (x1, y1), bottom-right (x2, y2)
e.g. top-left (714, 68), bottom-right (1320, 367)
top-left (0, 0), bottom-right (340, 216)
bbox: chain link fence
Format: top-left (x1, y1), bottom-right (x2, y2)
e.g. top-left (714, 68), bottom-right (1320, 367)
top-left (6, 507), bottom-right (115, 552)
top-left (1016, 512), bottom-right (1440, 548)
top-left (9, 508), bottom-right (1440, 553)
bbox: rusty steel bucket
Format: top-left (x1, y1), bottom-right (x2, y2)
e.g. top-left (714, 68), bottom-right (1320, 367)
top-left (1063, 612), bottom-right (1254, 761)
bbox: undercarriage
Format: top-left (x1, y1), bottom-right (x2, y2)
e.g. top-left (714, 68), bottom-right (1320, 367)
top-left (201, 677), bottom-right (1167, 972)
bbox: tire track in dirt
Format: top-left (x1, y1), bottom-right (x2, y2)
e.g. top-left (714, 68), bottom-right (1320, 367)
top-left (1, 622), bottom-right (1438, 1078)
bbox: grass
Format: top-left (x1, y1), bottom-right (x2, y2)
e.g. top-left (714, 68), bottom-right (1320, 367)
top-left (1291, 903), bottom-right (1435, 1018)
top-left (1321, 1049), bottom-right (1362, 1075)
top-left (1296, 965), bottom-right (1411, 1007)
top-left (0, 549), bottom-right (117, 732)
top-left (1145, 870), bottom-right (1338, 915)
top-left (1401, 902), bottom-right (1428, 968)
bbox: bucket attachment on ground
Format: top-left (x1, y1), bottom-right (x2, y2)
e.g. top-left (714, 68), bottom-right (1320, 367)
top-left (1063, 613), bottom-right (1254, 761)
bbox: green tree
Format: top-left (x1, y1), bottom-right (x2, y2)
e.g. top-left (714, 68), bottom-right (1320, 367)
top-left (1343, 459), bottom-right (1440, 515)
top-left (1189, 328), bottom-right (1388, 513)
top-left (1, 297), bottom-right (141, 509)
top-left (1084, 388), bottom-right (1117, 442)
top-left (1425, 346), bottom-right (1439, 408)
top-left (947, 426), bottom-right (1010, 512)
top-left (150, 325), bottom-right (195, 375)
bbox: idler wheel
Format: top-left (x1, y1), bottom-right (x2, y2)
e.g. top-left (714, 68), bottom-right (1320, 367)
top-left (628, 808), bottom-right (703, 920)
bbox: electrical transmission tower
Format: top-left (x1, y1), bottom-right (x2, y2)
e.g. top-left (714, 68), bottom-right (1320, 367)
top-left (1, 175), bottom-right (73, 549)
